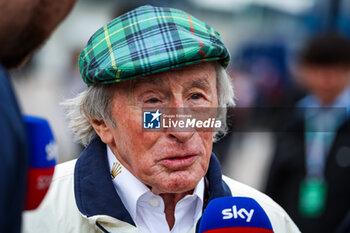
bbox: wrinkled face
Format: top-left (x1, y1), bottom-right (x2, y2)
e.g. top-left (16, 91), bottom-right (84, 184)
top-left (100, 62), bottom-right (218, 195)
top-left (300, 65), bottom-right (350, 105)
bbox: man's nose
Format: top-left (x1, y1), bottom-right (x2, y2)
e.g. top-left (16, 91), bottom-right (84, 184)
top-left (166, 95), bottom-right (195, 142)
top-left (167, 130), bottom-right (195, 143)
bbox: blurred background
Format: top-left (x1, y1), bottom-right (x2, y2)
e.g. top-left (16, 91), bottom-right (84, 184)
top-left (11, 0), bottom-right (350, 191)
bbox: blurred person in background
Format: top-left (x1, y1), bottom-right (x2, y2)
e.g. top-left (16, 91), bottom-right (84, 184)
top-left (265, 33), bottom-right (350, 233)
top-left (0, 0), bottom-right (76, 232)
top-left (23, 5), bottom-right (300, 233)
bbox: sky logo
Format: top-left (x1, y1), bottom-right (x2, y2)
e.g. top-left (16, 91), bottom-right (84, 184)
top-left (143, 110), bottom-right (162, 129)
top-left (222, 206), bottom-right (255, 222)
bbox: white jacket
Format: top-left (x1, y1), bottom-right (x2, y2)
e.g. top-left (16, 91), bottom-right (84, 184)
top-left (23, 138), bottom-right (300, 233)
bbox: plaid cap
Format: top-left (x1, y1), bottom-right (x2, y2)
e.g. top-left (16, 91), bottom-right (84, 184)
top-left (79, 5), bottom-right (230, 85)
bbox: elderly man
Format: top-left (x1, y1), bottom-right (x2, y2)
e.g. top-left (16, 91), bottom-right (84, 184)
top-left (23, 5), bottom-right (300, 233)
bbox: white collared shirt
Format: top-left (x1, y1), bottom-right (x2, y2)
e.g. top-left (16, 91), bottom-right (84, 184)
top-left (107, 146), bottom-right (204, 233)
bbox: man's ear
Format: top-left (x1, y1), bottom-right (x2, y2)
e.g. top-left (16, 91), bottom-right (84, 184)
top-left (88, 118), bottom-right (114, 144)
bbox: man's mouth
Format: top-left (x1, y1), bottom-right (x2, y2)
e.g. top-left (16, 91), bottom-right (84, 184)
top-left (160, 154), bottom-right (197, 169)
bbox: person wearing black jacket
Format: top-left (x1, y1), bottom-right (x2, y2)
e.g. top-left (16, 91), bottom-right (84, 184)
top-left (265, 33), bottom-right (350, 233)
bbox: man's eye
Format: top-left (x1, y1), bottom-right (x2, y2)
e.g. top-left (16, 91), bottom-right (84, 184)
top-left (146, 98), bottom-right (160, 103)
top-left (190, 93), bottom-right (203, 100)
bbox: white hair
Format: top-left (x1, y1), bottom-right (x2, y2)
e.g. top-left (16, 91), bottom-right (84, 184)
top-left (62, 63), bottom-right (235, 146)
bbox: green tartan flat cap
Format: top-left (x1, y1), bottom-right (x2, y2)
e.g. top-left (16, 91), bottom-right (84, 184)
top-left (79, 5), bottom-right (230, 85)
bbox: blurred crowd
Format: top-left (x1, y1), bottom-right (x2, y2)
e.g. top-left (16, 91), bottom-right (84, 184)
top-left (3, 0), bottom-right (350, 232)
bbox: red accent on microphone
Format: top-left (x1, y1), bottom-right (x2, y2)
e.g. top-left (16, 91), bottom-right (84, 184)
top-left (25, 167), bottom-right (55, 210)
top-left (202, 227), bottom-right (274, 233)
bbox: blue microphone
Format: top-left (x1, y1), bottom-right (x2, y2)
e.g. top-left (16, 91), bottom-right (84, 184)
top-left (23, 115), bottom-right (57, 210)
top-left (199, 197), bottom-right (274, 233)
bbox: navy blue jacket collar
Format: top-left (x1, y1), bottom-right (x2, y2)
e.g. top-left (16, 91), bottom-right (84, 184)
top-left (74, 137), bottom-right (232, 227)
top-left (74, 137), bottom-right (134, 225)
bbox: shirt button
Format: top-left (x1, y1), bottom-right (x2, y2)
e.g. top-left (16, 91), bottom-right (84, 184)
top-left (150, 198), bottom-right (159, 207)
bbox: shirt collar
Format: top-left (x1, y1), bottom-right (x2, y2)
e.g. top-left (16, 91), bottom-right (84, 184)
top-left (298, 87), bottom-right (350, 128)
top-left (298, 86), bottom-right (350, 109)
top-left (107, 146), bottom-right (149, 220)
top-left (193, 176), bottom-right (205, 207)
top-left (107, 145), bottom-right (204, 220)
